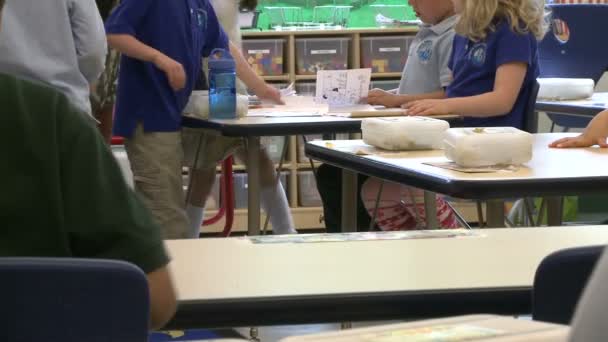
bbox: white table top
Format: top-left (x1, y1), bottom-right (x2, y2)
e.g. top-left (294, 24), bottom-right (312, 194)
top-left (167, 226), bottom-right (608, 303)
top-left (309, 133), bottom-right (608, 182)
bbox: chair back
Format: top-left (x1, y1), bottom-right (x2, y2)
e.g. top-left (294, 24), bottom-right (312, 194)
top-left (0, 258), bottom-right (150, 342)
top-left (532, 245), bottom-right (604, 324)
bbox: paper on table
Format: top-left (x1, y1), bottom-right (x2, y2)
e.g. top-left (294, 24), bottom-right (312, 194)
top-left (247, 96), bottom-right (328, 117)
top-left (315, 69), bottom-right (372, 107)
top-left (424, 161), bottom-right (521, 173)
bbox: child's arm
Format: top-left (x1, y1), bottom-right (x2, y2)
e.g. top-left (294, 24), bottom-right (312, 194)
top-left (229, 42), bottom-right (283, 104)
top-left (367, 88), bottom-right (446, 108)
top-left (406, 62), bottom-right (527, 116)
top-left (71, 0), bottom-right (108, 85)
top-left (107, 34), bottom-right (186, 91)
top-left (549, 110), bottom-right (608, 148)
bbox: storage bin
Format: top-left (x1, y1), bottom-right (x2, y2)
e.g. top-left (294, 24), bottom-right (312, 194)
top-left (443, 127), bottom-right (534, 167)
top-left (295, 37), bottom-right (350, 75)
top-left (371, 80), bottom-right (401, 91)
top-left (234, 172), bottom-right (289, 209)
top-left (261, 136), bottom-right (288, 163)
top-left (242, 39), bottom-right (286, 76)
top-left (298, 171), bottom-right (323, 207)
top-left (361, 36), bottom-right (412, 73)
top-left (295, 82), bottom-right (316, 96)
top-left (297, 134), bottom-right (323, 162)
top-left (181, 174), bottom-right (220, 210)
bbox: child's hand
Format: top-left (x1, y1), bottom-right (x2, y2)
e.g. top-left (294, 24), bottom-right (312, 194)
top-left (404, 99), bottom-right (451, 116)
top-left (367, 89), bottom-right (399, 107)
top-left (256, 84), bottom-right (284, 105)
top-left (549, 134), bottom-right (608, 148)
top-left (153, 54), bottom-right (186, 91)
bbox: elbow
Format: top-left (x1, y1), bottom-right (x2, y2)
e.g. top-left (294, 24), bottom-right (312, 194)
top-left (146, 266), bottom-right (178, 330)
top-left (493, 96), bottom-right (517, 116)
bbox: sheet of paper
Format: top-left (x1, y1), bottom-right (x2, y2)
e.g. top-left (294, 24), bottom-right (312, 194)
top-left (247, 96), bottom-right (328, 117)
top-left (424, 161), bottom-right (521, 173)
top-left (246, 229), bottom-right (480, 244)
top-left (315, 69), bottom-right (372, 107)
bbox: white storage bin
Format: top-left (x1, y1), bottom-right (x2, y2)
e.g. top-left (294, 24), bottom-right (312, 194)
top-left (241, 38), bottom-right (286, 76)
top-left (295, 82), bottom-right (316, 96)
top-left (537, 78), bottom-right (594, 100)
top-left (298, 134), bottom-right (323, 162)
top-left (234, 172), bottom-right (288, 209)
top-left (298, 171), bottom-right (322, 207)
top-left (362, 117), bottom-right (449, 150)
top-left (361, 36), bottom-right (412, 73)
top-left (295, 37), bottom-right (350, 75)
top-left (443, 127), bottom-right (534, 167)
top-left (261, 136), bottom-right (288, 163)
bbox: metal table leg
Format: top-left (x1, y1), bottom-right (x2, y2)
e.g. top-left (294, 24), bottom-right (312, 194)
top-left (247, 136), bottom-right (261, 235)
top-left (486, 200), bottom-right (506, 228)
top-left (341, 169), bottom-right (358, 232)
top-left (423, 191), bottom-right (439, 229)
top-left (546, 196), bottom-right (564, 226)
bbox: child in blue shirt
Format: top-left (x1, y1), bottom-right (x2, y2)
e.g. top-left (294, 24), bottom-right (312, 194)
top-left (362, 0), bottom-right (548, 231)
top-left (406, 0), bottom-right (546, 128)
top-left (105, 0), bottom-right (282, 238)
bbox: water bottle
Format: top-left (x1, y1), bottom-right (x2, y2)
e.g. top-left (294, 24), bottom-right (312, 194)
top-left (208, 48), bottom-right (237, 119)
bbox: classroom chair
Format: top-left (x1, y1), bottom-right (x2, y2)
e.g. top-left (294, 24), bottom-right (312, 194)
top-left (538, 4), bottom-right (608, 131)
top-left (532, 245), bottom-right (604, 324)
top-left (0, 258), bottom-right (150, 342)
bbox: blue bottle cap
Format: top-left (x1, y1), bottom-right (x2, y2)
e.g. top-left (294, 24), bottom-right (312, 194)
top-left (208, 48), bottom-right (236, 70)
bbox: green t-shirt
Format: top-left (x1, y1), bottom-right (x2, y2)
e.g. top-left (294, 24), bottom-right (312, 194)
top-left (0, 73), bottom-right (169, 273)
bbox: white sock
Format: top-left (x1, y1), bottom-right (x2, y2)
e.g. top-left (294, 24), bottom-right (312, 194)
top-left (261, 182), bottom-right (297, 234)
top-left (186, 204), bottom-right (205, 238)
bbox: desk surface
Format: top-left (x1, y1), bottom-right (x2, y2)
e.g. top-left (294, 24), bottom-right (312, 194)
top-left (166, 226), bottom-right (608, 328)
top-left (306, 133), bottom-right (608, 200)
top-left (182, 115), bottom-right (362, 137)
top-left (535, 92), bottom-right (608, 117)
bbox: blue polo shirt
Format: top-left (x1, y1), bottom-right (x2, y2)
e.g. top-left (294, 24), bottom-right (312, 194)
top-left (105, 0), bottom-right (229, 137)
top-left (447, 20), bottom-right (539, 129)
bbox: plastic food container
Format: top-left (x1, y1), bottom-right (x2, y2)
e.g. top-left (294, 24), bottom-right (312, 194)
top-left (537, 78), bottom-right (594, 100)
top-left (362, 116), bottom-right (450, 150)
top-left (443, 127), bottom-right (534, 167)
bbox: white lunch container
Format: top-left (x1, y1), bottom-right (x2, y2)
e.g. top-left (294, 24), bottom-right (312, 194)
top-left (443, 127), bottom-right (533, 167)
top-left (537, 78), bottom-right (594, 101)
top-left (362, 116), bottom-right (450, 150)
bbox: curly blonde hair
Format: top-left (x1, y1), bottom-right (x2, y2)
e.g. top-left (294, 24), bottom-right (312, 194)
top-left (455, 0), bottom-right (548, 42)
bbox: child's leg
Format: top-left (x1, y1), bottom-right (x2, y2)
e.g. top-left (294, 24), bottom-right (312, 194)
top-left (361, 178), bottom-right (419, 230)
top-left (361, 179), bottom-right (460, 230)
top-left (182, 128), bottom-right (242, 238)
top-left (236, 147), bottom-right (296, 234)
top-left (185, 168), bottom-right (216, 238)
top-left (125, 124), bottom-right (190, 239)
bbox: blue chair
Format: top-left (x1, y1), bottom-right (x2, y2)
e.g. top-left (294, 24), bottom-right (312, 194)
top-left (538, 4), bottom-right (608, 131)
top-left (532, 245), bottom-right (604, 324)
top-left (0, 258), bottom-right (150, 342)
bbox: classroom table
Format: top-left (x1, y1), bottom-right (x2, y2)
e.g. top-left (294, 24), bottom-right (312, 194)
top-left (165, 226), bottom-right (608, 329)
top-left (305, 133), bottom-right (608, 229)
top-left (535, 92), bottom-right (608, 118)
top-left (182, 115), bottom-right (361, 235)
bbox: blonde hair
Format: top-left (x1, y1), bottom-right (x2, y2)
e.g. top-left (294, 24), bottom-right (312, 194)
top-left (456, 0), bottom-right (548, 42)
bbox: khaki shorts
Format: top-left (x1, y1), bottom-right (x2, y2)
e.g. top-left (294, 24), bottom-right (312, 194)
top-left (181, 127), bottom-right (243, 170)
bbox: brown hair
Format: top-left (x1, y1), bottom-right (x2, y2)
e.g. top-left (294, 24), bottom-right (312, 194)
top-left (456, 0), bottom-right (548, 42)
top-left (0, 0), bottom-right (5, 11)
